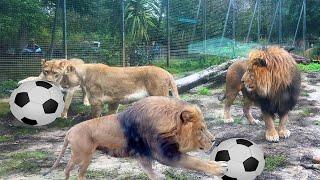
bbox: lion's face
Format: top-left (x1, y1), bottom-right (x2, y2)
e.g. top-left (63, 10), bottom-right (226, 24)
top-left (60, 65), bottom-right (81, 89)
top-left (241, 51), bottom-right (270, 97)
top-left (178, 106), bottom-right (215, 153)
top-left (42, 60), bottom-right (67, 85)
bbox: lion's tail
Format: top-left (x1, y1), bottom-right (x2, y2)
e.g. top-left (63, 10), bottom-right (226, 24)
top-left (169, 75), bottom-right (180, 99)
top-left (218, 93), bottom-right (226, 101)
top-left (43, 134), bottom-right (69, 176)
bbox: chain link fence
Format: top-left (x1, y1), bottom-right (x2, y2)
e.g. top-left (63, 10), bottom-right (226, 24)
top-left (0, 0), bottom-right (319, 83)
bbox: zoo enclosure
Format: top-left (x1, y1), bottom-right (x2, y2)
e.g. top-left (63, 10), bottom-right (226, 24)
top-left (0, 0), bottom-right (319, 82)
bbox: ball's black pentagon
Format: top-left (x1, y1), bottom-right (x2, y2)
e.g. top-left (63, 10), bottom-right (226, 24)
top-left (215, 150), bottom-right (230, 161)
top-left (236, 138), bottom-right (253, 147)
top-left (36, 81), bottom-right (52, 89)
top-left (43, 99), bottom-right (58, 114)
top-left (14, 92), bottom-right (30, 107)
top-left (243, 157), bottom-right (259, 172)
top-left (21, 117), bottom-right (38, 125)
top-left (222, 175), bottom-right (237, 180)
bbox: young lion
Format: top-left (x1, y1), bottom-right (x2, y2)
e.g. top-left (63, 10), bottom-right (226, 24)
top-left (44, 96), bottom-right (227, 180)
top-left (18, 59), bottom-right (89, 118)
top-left (60, 63), bottom-right (180, 117)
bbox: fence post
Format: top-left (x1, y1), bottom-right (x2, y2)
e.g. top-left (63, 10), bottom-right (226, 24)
top-left (121, 0), bottom-right (126, 66)
top-left (303, 0), bottom-right (307, 51)
top-left (62, 0), bottom-right (67, 59)
top-left (166, 0), bottom-right (170, 67)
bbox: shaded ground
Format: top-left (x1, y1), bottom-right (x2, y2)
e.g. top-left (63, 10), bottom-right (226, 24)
top-left (0, 72), bottom-right (320, 180)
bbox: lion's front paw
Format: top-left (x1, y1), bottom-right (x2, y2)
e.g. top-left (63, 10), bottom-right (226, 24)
top-left (224, 118), bottom-right (234, 124)
top-left (278, 128), bottom-right (291, 139)
top-left (61, 111), bottom-right (68, 118)
top-left (266, 129), bottom-right (279, 142)
top-left (207, 161), bottom-right (228, 176)
top-left (83, 100), bottom-right (90, 106)
top-left (248, 118), bottom-right (260, 125)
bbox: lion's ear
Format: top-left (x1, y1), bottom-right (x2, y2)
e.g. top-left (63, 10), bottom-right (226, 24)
top-left (59, 61), bottom-right (67, 68)
top-left (66, 65), bottom-right (75, 73)
top-left (41, 59), bottom-right (47, 66)
top-left (180, 108), bottom-right (195, 123)
top-left (256, 58), bottom-right (267, 67)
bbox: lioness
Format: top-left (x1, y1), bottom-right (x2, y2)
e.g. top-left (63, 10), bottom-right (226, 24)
top-left (44, 96), bottom-right (227, 180)
top-left (219, 60), bottom-right (259, 125)
top-left (241, 47), bottom-right (301, 142)
top-left (60, 63), bottom-right (180, 117)
top-left (18, 59), bottom-right (89, 118)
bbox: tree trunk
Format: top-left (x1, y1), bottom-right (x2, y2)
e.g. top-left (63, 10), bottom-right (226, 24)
top-left (176, 58), bottom-right (241, 93)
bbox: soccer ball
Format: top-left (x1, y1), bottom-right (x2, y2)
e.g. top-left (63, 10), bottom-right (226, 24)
top-left (211, 138), bottom-right (265, 180)
top-left (9, 81), bottom-right (64, 126)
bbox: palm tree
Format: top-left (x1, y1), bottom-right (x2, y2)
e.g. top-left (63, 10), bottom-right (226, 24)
top-left (125, 0), bottom-right (157, 42)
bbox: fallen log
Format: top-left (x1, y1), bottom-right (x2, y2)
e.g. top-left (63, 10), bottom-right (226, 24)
top-left (176, 58), bottom-right (243, 93)
top-left (290, 53), bottom-right (310, 64)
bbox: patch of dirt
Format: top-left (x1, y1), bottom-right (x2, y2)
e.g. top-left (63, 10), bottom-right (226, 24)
top-left (1, 73), bottom-right (320, 180)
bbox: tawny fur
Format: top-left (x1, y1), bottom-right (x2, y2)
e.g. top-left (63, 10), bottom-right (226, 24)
top-left (219, 60), bottom-right (258, 125)
top-left (61, 64), bottom-right (180, 117)
top-left (44, 97), bottom-right (227, 180)
top-left (18, 59), bottom-right (90, 118)
top-left (241, 46), bottom-right (301, 142)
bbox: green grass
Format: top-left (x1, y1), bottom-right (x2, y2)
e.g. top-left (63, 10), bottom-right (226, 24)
top-left (0, 150), bottom-right (50, 176)
top-left (298, 63), bottom-right (320, 73)
top-left (48, 117), bottom-right (77, 128)
top-left (154, 56), bottom-right (227, 75)
top-left (0, 102), bottom-right (10, 117)
top-left (164, 169), bottom-right (195, 180)
top-left (300, 108), bottom-right (312, 117)
top-left (314, 120), bottom-right (320, 126)
top-left (233, 117), bottom-right (242, 125)
top-left (265, 154), bottom-right (287, 171)
top-left (197, 87), bottom-right (212, 96)
top-left (0, 79), bottom-right (18, 98)
top-left (0, 135), bottom-right (13, 142)
top-left (300, 91), bottom-right (310, 97)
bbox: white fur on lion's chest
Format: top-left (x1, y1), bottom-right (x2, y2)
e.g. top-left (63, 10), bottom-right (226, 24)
top-left (123, 90), bottom-right (149, 103)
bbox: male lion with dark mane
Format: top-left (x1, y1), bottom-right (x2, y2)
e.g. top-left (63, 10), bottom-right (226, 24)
top-left (44, 96), bottom-right (227, 180)
top-left (241, 46), bottom-right (301, 142)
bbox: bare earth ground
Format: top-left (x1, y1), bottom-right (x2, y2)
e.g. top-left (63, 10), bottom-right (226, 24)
top-left (0, 72), bottom-right (320, 180)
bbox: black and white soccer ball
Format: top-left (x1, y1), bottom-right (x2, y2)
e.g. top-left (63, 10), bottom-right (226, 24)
top-left (211, 138), bottom-right (265, 180)
top-left (9, 81), bottom-right (64, 126)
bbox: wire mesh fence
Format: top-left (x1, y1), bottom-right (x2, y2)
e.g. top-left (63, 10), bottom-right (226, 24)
top-left (0, 0), bottom-right (319, 82)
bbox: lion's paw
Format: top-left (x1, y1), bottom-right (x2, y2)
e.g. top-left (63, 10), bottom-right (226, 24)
top-left (248, 118), bottom-right (260, 125)
top-left (266, 129), bottom-right (279, 142)
top-left (61, 112), bottom-right (68, 119)
top-left (83, 100), bottom-right (90, 106)
top-left (207, 161), bottom-right (228, 176)
top-left (224, 118), bottom-right (234, 124)
top-left (278, 129), bottom-right (291, 139)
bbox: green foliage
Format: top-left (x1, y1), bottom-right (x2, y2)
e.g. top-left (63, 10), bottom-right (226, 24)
top-left (298, 63), bottom-right (320, 73)
top-left (0, 80), bottom-right (18, 98)
top-left (197, 87), bottom-right (211, 96)
top-left (265, 154), bottom-right (287, 171)
top-left (155, 56), bottom-right (227, 75)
